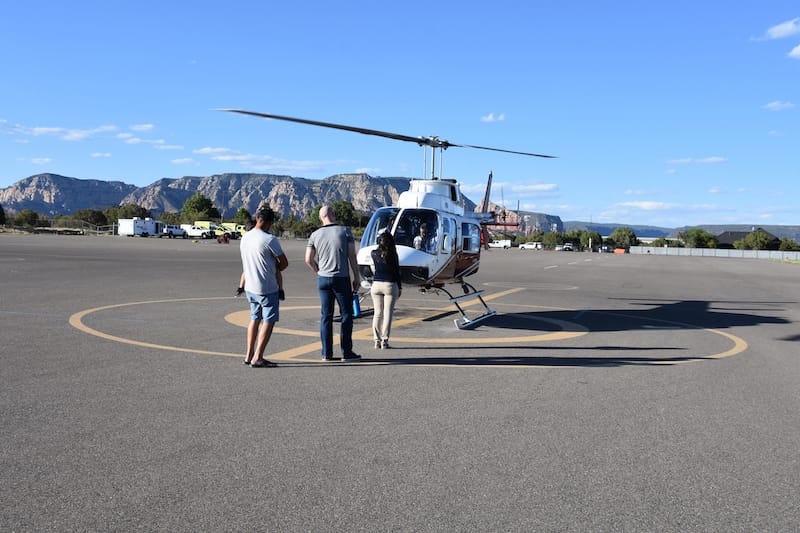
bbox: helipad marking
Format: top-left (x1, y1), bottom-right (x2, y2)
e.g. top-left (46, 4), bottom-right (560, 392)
top-left (69, 297), bottom-right (242, 357)
top-left (69, 290), bottom-right (749, 367)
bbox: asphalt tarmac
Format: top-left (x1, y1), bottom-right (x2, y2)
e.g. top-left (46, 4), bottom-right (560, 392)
top-left (2, 233), bottom-right (799, 531)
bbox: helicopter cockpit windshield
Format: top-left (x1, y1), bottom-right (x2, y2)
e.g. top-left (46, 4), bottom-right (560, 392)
top-left (360, 207), bottom-right (401, 249)
top-left (395, 209), bottom-right (439, 253)
top-left (360, 207), bottom-right (441, 254)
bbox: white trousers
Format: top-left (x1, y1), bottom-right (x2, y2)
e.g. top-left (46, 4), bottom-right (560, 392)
top-left (370, 281), bottom-right (400, 341)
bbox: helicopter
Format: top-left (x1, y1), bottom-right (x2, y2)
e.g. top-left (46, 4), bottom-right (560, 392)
top-left (222, 109), bottom-right (555, 329)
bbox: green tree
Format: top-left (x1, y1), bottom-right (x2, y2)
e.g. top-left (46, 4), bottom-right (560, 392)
top-left (234, 207), bottom-right (252, 225)
top-left (541, 231), bottom-right (562, 249)
top-left (734, 230), bottom-right (771, 250)
top-left (0, 203), bottom-right (6, 225)
top-left (159, 211), bottom-right (181, 225)
top-left (72, 209), bottom-right (108, 226)
top-left (678, 227), bottom-right (717, 248)
top-left (650, 237), bottom-right (683, 248)
top-left (104, 204), bottom-right (150, 223)
top-left (608, 227), bottom-right (639, 249)
top-left (181, 192), bottom-right (220, 222)
top-left (14, 208), bottom-right (41, 226)
top-left (779, 238), bottom-right (800, 251)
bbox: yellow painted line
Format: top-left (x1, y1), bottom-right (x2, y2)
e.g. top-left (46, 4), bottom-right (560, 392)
top-left (69, 298), bottom-right (241, 357)
top-left (596, 311), bottom-right (749, 363)
top-left (68, 290), bottom-right (750, 367)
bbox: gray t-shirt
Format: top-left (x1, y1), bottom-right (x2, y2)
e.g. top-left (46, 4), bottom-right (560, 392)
top-left (307, 224), bottom-right (354, 278)
top-left (240, 229), bottom-right (283, 295)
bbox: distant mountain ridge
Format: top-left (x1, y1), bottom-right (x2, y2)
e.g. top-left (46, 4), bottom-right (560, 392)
top-left (0, 172), bottom-right (478, 221)
top-left (564, 221), bottom-right (800, 243)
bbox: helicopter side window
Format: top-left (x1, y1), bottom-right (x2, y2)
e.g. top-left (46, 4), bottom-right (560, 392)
top-left (462, 222), bottom-right (480, 253)
top-left (440, 217), bottom-right (455, 253)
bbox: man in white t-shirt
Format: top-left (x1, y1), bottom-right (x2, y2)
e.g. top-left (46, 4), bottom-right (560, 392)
top-left (238, 206), bottom-right (288, 368)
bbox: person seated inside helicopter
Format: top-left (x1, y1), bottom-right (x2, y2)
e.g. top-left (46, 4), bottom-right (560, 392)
top-left (413, 222), bottom-right (437, 253)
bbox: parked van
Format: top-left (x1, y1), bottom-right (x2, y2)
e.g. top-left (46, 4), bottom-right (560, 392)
top-left (118, 217), bottom-right (163, 237)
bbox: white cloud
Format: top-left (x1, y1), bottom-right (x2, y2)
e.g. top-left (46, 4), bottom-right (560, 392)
top-left (31, 127), bottom-right (64, 136)
top-left (193, 146), bottom-right (328, 172)
top-left (5, 121), bottom-right (117, 141)
top-left (624, 188), bottom-right (663, 196)
top-left (618, 201), bottom-right (717, 212)
top-left (762, 100), bottom-right (795, 111)
top-left (666, 156), bottom-right (727, 164)
top-left (790, 44), bottom-right (800, 59)
top-left (480, 113), bottom-right (505, 123)
top-left (61, 125), bottom-right (116, 141)
top-left (708, 186), bottom-right (722, 194)
top-left (31, 157), bottom-right (52, 164)
top-left (764, 17), bottom-right (800, 40)
top-left (171, 158), bottom-right (193, 164)
top-left (510, 183), bottom-right (558, 195)
top-left (619, 201), bottom-right (677, 211)
top-left (194, 146), bottom-right (233, 155)
top-left (130, 124), bottom-right (154, 131)
top-left (155, 144), bottom-right (183, 150)
top-left (123, 136), bottom-right (165, 146)
top-left (91, 152), bottom-right (111, 158)
top-left (355, 167), bottom-right (381, 175)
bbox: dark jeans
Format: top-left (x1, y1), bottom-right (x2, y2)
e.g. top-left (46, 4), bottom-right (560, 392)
top-left (317, 275), bottom-right (354, 358)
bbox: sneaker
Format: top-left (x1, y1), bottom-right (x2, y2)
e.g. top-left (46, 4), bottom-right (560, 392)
top-left (321, 356), bottom-right (335, 362)
top-left (374, 340), bottom-right (381, 349)
top-left (381, 340), bottom-right (390, 349)
top-left (342, 353), bottom-right (361, 362)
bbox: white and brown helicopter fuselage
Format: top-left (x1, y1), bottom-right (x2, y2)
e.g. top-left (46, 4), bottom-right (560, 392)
top-left (357, 177), bottom-right (489, 290)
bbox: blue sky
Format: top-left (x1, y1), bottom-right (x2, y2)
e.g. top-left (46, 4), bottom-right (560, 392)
top-left (1, 1), bottom-right (798, 226)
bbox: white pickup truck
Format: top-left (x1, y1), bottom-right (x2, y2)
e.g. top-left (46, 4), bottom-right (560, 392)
top-left (161, 225), bottom-right (188, 239)
top-left (488, 239), bottom-right (512, 249)
top-left (180, 224), bottom-right (214, 239)
top-left (519, 241), bottom-right (543, 250)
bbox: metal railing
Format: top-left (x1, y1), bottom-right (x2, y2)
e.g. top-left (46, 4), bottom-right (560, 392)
top-left (631, 246), bottom-right (800, 262)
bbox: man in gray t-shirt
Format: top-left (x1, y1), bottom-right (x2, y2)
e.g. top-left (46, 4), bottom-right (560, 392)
top-left (305, 205), bottom-right (361, 362)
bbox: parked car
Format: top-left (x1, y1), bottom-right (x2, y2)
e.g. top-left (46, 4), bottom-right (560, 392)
top-left (563, 242), bottom-right (574, 251)
top-left (161, 225), bottom-right (188, 239)
top-left (519, 241), bottom-right (543, 250)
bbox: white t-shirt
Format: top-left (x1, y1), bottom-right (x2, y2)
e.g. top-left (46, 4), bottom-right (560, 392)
top-left (240, 229), bottom-right (283, 295)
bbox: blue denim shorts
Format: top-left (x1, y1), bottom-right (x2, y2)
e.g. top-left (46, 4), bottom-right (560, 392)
top-left (246, 291), bottom-right (279, 322)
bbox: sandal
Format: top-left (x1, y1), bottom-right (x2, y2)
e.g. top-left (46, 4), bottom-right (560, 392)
top-left (250, 359), bottom-right (277, 368)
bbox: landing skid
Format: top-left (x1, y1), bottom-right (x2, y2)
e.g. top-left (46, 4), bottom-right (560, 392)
top-left (438, 282), bottom-right (497, 330)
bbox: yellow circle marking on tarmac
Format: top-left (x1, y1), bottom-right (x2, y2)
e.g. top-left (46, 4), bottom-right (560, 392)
top-left (69, 290), bottom-right (749, 367)
top-left (69, 297), bottom-right (243, 357)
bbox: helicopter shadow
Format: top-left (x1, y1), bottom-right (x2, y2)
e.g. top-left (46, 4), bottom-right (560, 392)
top-left (360, 298), bottom-right (792, 367)
top-left (491, 298), bottom-right (792, 333)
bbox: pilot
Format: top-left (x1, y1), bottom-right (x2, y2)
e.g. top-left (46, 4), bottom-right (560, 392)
top-left (413, 223), bottom-right (436, 253)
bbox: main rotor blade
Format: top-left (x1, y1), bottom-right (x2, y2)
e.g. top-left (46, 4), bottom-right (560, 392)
top-left (220, 109), bottom-right (428, 146)
top-left (451, 142), bottom-right (557, 159)
top-left (220, 108), bottom-right (557, 158)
